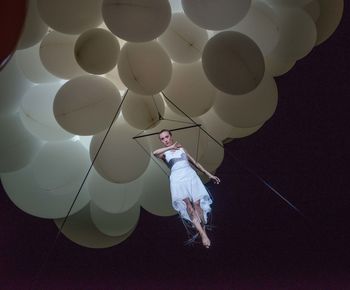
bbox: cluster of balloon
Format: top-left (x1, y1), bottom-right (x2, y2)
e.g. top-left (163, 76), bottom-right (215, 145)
top-left (0, 0), bottom-right (343, 248)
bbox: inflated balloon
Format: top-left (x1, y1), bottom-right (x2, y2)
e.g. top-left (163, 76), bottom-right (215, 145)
top-left (158, 13), bottom-right (209, 63)
top-left (54, 75), bottom-right (121, 135)
top-left (1, 140), bottom-right (90, 218)
top-left (90, 202), bottom-right (140, 236)
top-left (20, 82), bottom-right (74, 141)
top-left (0, 113), bottom-right (42, 173)
top-left (214, 72), bottom-right (278, 128)
top-left (75, 28), bottom-right (120, 74)
top-left (40, 31), bottom-right (86, 79)
top-left (182, 0), bottom-right (251, 30)
top-left (88, 168), bottom-right (142, 214)
top-left (268, 8), bottom-right (317, 60)
top-left (231, 1), bottom-right (279, 56)
top-left (303, 0), bottom-right (321, 22)
top-left (16, 43), bottom-right (59, 83)
top-left (102, 0), bottom-right (171, 42)
top-left (164, 61), bottom-right (216, 117)
top-left (37, 0), bottom-right (103, 34)
top-left (264, 0), bottom-right (313, 7)
top-left (202, 31), bottom-right (265, 95)
top-left (265, 54), bottom-right (296, 77)
top-left (55, 204), bottom-right (135, 248)
top-left (17, 0), bottom-right (48, 50)
top-left (90, 120), bottom-right (150, 183)
top-left (0, 57), bottom-right (33, 116)
top-left (118, 41), bottom-right (172, 95)
top-left (315, 0), bottom-right (344, 45)
top-left (122, 92), bottom-right (165, 130)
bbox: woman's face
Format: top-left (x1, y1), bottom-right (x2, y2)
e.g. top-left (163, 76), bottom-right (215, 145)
top-left (159, 131), bottom-right (173, 147)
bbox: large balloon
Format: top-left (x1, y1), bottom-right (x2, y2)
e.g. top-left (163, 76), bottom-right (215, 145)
top-left (202, 31), bottom-right (265, 95)
top-left (75, 28), bottom-right (120, 75)
top-left (102, 0), bottom-right (171, 42)
top-left (118, 41), bottom-right (172, 95)
top-left (181, 0), bottom-right (251, 30)
top-left (158, 13), bottom-right (209, 64)
top-left (37, 0), bottom-right (103, 34)
top-left (54, 75), bottom-right (122, 136)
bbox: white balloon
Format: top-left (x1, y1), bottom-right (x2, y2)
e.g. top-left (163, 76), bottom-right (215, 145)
top-left (265, 54), bottom-right (296, 77)
top-left (163, 61), bottom-right (216, 117)
top-left (88, 168), bottom-right (142, 213)
top-left (20, 83), bottom-right (74, 141)
top-left (214, 72), bottom-right (278, 128)
top-left (122, 92), bottom-right (165, 130)
top-left (37, 0), bottom-right (103, 34)
top-left (90, 202), bottom-right (140, 236)
top-left (17, 0), bottom-right (48, 50)
top-left (54, 75), bottom-right (122, 135)
top-left (181, 0), bottom-right (251, 30)
top-left (0, 57), bottom-right (33, 116)
top-left (158, 13), bottom-right (209, 63)
top-left (118, 41), bottom-right (172, 95)
top-left (40, 31), bottom-right (86, 79)
top-left (315, 0), bottom-right (344, 45)
top-left (55, 204), bottom-right (135, 248)
top-left (202, 31), bottom-right (265, 95)
top-left (0, 113), bottom-right (42, 173)
top-left (1, 140), bottom-right (91, 218)
top-left (264, 0), bottom-right (313, 7)
top-left (75, 28), bottom-right (120, 74)
top-left (303, 0), bottom-right (321, 22)
top-left (102, 0), bottom-right (171, 42)
top-left (268, 8), bottom-right (317, 60)
top-left (16, 43), bottom-right (60, 83)
top-left (90, 120), bottom-right (150, 183)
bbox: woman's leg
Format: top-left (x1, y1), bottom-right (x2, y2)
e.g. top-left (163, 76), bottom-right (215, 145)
top-left (183, 198), bottom-right (211, 248)
top-left (194, 200), bottom-right (205, 225)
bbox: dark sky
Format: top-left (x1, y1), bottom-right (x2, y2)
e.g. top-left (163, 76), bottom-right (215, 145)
top-left (1, 7), bottom-right (350, 290)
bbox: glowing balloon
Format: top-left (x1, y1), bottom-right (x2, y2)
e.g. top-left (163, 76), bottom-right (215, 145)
top-left (102, 0), bottom-right (171, 42)
top-left (55, 204), bottom-right (135, 248)
top-left (37, 0), bottom-right (103, 34)
top-left (163, 61), bottom-right (216, 117)
top-left (17, 0), bottom-right (48, 50)
top-left (118, 41), bottom-right (172, 95)
top-left (16, 43), bottom-right (60, 83)
top-left (214, 72), bottom-right (278, 128)
top-left (181, 0), bottom-right (251, 30)
top-left (122, 92), bottom-right (165, 130)
top-left (20, 82), bottom-right (74, 141)
top-left (0, 57), bottom-right (33, 116)
top-left (158, 13), bottom-right (209, 63)
top-left (40, 31), bottom-right (86, 79)
top-left (202, 31), bottom-right (265, 95)
top-left (90, 120), bottom-right (150, 183)
top-left (0, 113), bottom-right (42, 173)
top-left (54, 75), bottom-right (121, 135)
top-left (88, 168), bottom-right (142, 213)
top-left (90, 202), bottom-right (140, 236)
top-left (75, 28), bottom-right (120, 74)
top-left (1, 140), bottom-right (90, 218)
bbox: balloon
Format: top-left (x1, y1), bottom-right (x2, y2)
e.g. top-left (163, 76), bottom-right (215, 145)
top-left (102, 0), bottom-right (171, 42)
top-left (202, 31), bottom-right (265, 95)
top-left (181, 0), bottom-right (251, 30)
top-left (75, 28), bottom-right (120, 74)
top-left (118, 41), bottom-right (172, 95)
top-left (54, 75), bottom-right (121, 135)
top-left (158, 13), bottom-right (208, 63)
top-left (264, 0), bottom-right (313, 7)
top-left (37, 0), bottom-right (103, 34)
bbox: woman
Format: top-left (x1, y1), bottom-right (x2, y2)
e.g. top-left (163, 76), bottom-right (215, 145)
top-left (153, 129), bottom-right (220, 248)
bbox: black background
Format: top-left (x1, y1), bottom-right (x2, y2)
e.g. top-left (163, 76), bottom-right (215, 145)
top-left (1, 6), bottom-right (349, 290)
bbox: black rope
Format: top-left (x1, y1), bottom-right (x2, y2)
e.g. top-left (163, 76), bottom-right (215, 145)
top-left (133, 124), bottom-right (201, 139)
top-left (160, 91), bottom-right (306, 219)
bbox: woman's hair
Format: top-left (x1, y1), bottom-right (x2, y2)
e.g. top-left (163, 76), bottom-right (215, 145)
top-left (159, 129), bottom-right (172, 136)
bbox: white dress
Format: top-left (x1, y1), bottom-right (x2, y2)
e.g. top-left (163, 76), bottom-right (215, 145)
top-left (163, 147), bottom-right (212, 223)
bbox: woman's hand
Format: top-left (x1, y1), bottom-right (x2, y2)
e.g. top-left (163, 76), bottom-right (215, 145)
top-left (208, 174), bottom-right (221, 184)
top-left (170, 141), bottom-right (182, 149)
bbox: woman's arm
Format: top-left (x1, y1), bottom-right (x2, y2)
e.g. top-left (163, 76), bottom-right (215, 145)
top-left (152, 142), bottom-right (179, 159)
top-left (183, 148), bottom-right (221, 184)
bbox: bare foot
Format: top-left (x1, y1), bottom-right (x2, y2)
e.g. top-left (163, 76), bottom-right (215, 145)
top-left (201, 235), bottom-right (211, 249)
